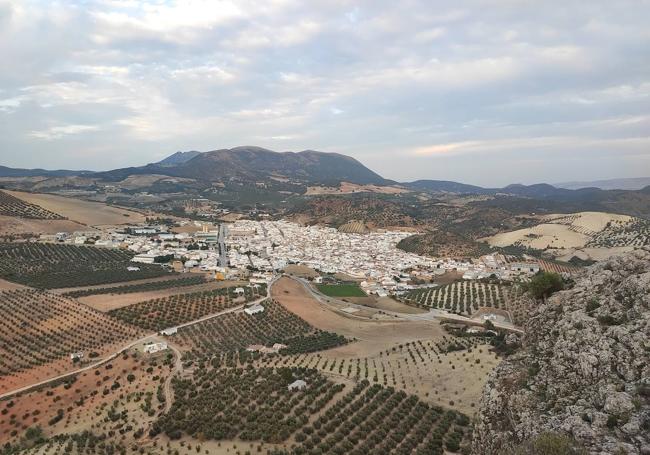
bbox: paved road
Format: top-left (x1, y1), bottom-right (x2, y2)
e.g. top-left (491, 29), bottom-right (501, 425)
top-left (218, 223), bottom-right (228, 267)
top-left (293, 276), bottom-right (524, 334)
top-left (0, 279), bottom-right (276, 400)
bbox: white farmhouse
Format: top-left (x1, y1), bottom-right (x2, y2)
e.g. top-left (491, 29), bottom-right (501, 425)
top-left (244, 304), bottom-right (265, 315)
top-left (144, 342), bottom-right (168, 354)
top-left (288, 379), bottom-right (307, 391)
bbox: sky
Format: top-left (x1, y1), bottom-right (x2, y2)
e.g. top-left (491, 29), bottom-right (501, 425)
top-left (0, 0), bottom-right (649, 186)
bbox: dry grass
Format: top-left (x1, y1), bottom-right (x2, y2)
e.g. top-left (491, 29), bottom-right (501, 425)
top-left (5, 191), bottom-right (146, 226)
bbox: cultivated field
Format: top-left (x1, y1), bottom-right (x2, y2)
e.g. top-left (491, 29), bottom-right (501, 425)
top-left (270, 277), bottom-right (501, 415)
top-left (109, 284), bottom-right (266, 331)
top-left (0, 242), bottom-right (170, 289)
top-left (62, 275), bottom-right (208, 298)
top-left (0, 349), bottom-right (169, 453)
top-left (5, 190), bottom-right (146, 226)
top-left (401, 281), bottom-right (512, 316)
top-left (0, 290), bottom-right (144, 393)
top-left (0, 277), bottom-right (500, 454)
top-left (0, 190), bottom-right (64, 220)
top-left (485, 211), bottom-right (650, 258)
top-left (0, 215), bottom-right (84, 237)
top-left (153, 367), bottom-right (472, 454)
top-left (176, 299), bottom-right (348, 361)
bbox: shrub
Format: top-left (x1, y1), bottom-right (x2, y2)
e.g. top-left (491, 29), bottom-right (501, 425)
top-left (527, 272), bottom-right (564, 300)
top-left (507, 432), bottom-right (587, 454)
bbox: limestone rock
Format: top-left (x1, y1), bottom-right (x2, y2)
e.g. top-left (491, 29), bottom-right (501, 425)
top-left (473, 247), bottom-right (650, 454)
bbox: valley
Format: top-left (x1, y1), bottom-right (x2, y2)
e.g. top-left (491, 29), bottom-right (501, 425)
top-left (0, 149), bottom-right (647, 455)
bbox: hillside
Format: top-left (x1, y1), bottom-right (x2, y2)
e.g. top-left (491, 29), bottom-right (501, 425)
top-left (96, 146), bottom-right (390, 186)
top-left (484, 211), bottom-right (650, 261)
top-left (153, 150), bottom-right (201, 166)
top-left (397, 229), bottom-right (491, 258)
top-left (473, 248), bottom-right (650, 454)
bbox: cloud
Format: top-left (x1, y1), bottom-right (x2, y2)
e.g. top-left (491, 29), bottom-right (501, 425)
top-left (30, 124), bottom-right (99, 140)
top-left (0, 0), bottom-right (648, 185)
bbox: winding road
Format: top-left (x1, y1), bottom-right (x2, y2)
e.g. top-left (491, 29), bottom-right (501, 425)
top-left (293, 276), bottom-right (524, 334)
top-left (0, 279), bottom-right (275, 400)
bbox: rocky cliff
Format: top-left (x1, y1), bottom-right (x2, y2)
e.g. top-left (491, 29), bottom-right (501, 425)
top-left (473, 248), bottom-right (650, 454)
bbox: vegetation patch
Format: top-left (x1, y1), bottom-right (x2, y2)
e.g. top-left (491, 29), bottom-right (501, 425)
top-left (317, 284), bottom-right (367, 297)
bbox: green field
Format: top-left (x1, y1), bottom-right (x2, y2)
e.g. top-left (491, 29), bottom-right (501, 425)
top-left (316, 283), bottom-right (367, 297)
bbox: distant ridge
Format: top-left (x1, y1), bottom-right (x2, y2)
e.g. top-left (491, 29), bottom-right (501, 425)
top-left (556, 177), bottom-right (650, 191)
top-left (403, 180), bottom-right (489, 194)
top-left (0, 165), bottom-right (92, 178)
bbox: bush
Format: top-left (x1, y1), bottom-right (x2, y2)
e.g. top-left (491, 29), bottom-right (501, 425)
top-left (507, 432), bottom-right (587, 454)
top-left (527, 272), bottom-right (564, 300)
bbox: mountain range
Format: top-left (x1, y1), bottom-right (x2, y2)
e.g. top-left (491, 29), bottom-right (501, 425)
top-left (1, 146), bottom-right (649, 214)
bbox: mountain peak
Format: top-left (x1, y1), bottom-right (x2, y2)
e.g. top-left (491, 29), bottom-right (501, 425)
top-left (155, 151), bottom-right (201, 167)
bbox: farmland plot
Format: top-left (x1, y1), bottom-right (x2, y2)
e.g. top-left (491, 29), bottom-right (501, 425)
top-left (177, 299), bottom-right (348, 361)
top-left (401, 281), bottom-right (511, 315)
top-left (0, 242), bottom-right (170, 289)
top-left (62, 275), bottom-right (207, 298)
top-left (0, 190), bottom-right (64, 220)
top-left (109, 284), bottom-right (267, 331)
top-left (153, 367), bottom-right (473, 454)
top-left (0, 290), bottom-right (143, 392)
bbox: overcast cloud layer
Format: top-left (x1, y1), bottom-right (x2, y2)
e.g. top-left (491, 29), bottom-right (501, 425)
top-left (0, 0), bottom-right (649, 186)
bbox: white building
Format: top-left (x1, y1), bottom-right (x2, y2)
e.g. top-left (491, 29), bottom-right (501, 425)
top-left (510, 262), bottom-right (540, 274)
top-left (288, 379), bottom-right (307, 391)
top-left (244, 304), bottom-right (265, 315)
top-left (144, 342), bottom-right (168, 354)
top-left (160, 327), bottom-right (178, 336)
top-left (132, 253), bottom-right (157, 264)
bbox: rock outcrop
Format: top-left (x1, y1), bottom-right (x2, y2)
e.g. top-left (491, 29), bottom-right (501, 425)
top-left (473, 248), bottom-right (650, 454)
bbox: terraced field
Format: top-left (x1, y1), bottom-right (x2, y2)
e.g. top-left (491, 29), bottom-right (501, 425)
top-left (0, 190), bottom-right (64, 220)
top-left (177, 299), bottom-right (348, 361)
top-left (401, 281), bottom-right (511, 315)
top-left (0, 242), bottom-right (170, 289)
top-left (0, 289), bottom-right (143, 390)
top-left (108, 284), bottom-right (266, 331)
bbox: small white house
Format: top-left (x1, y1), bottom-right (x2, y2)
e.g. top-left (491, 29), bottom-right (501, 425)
top-left (132, 253), bottom-right (156, 264)
top-left (244, 304), bottom-right (265, 315)
top-left (70, 352), bottom-right (84, 361)
top-left (234, 287), bottom-right (245, 295)
top-left (288, 379), bottom-right (307, 391)
top-left (127, 266), bottom-right (140, 272)
top-left (144, 342), bottom-right (168, 354)
top-left (160, 327), bottom-right (178, 336)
